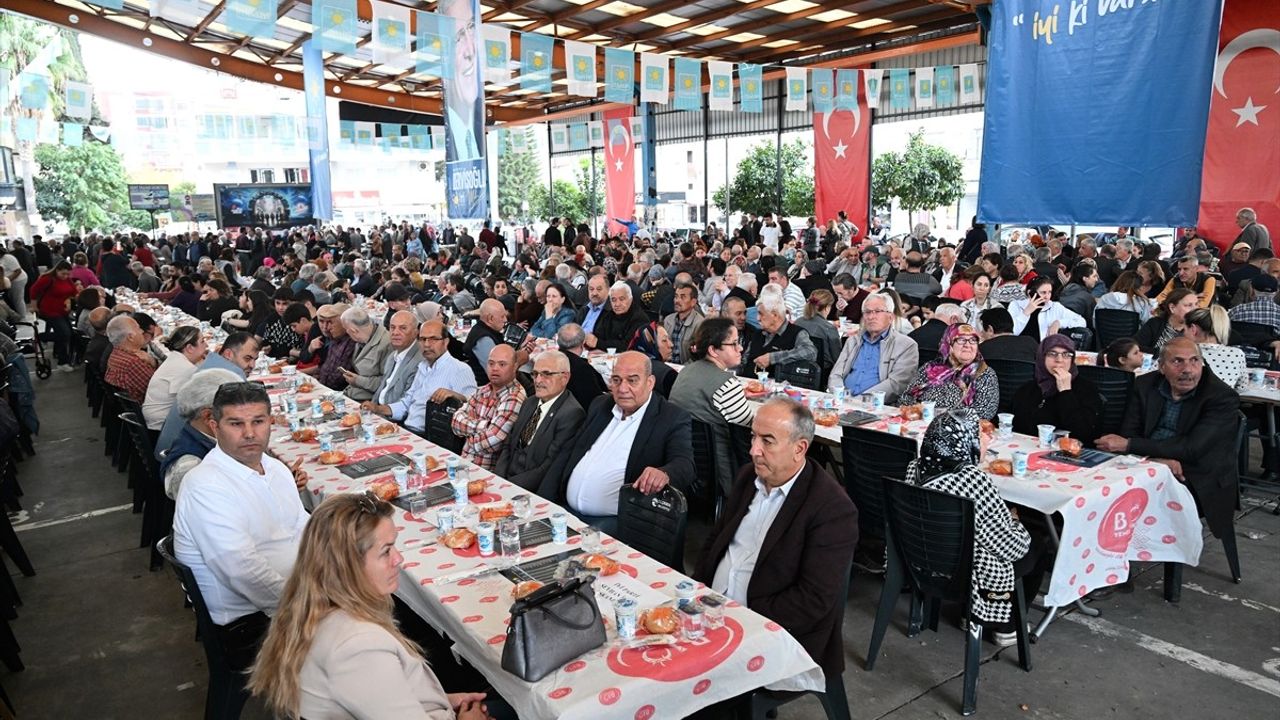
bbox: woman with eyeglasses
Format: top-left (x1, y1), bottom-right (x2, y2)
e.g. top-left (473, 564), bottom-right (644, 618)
top-left (902, 323), bottom-right (1000, 419)
top-left (1009, 334), bottom-right (1102, 446)
top-left (249, 492), bottom-right (492, 720)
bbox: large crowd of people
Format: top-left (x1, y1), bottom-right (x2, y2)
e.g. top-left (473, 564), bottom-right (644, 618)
top-left (26, 203), bottom-right (1274, 717)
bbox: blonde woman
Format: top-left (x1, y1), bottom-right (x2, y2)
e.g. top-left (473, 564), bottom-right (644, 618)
top-left (250, 493), bottom-right (491, 720)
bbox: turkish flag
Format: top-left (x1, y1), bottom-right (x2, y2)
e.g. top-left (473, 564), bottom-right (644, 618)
top-left (1197, 0), bottom-right (1280, 252)
top-left (603, 106), bottom-right (636, 237)
top-left (814, 70), bottom-right (871, 240)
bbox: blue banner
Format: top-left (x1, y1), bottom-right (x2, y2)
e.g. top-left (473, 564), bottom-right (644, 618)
top-left (935, 65), bottom-right (956, 106)
top-left (569, 123), bottom-right (589, 151)
top-left (739, 63), bottom-right (762, 113)
top-left (520, 31), bottom-right (553, 92)
top-left (224, 0), bottom-right (279, 38)
top-left (835, 69), bottom-right (857, 110)
top-left (978, 0), bottom-right (1223, 225)
top-left (889, 69), bottom-right (909, 110)
top-left (339, 120), bottom-right (355, 143)
top-left (440, 0), bottom-right (487, 221)
top-left (604, 47), bottom-right (634, 103)
top-left (811, 69), bottom-right (833, 113)
top-left (415, 11), bottom-right (455, 78)
top-left (673, 58), bottom-right (701, 111)
top-left (303, 41), bottom-right (333, 222)
top-left (313, 0), bottom-right (358, 55)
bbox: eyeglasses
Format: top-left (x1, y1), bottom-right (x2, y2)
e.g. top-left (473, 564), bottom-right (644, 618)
top-left (1044, 350), bottom-right (1075, 360)
top-left (418, 335), bottom-right (445, 342)
top-left (863, 309), bottom-right (891, 315)
top-left (951, 337), bottom-right (979, 347)
top-left (530, 370), bottom-right (566, 379)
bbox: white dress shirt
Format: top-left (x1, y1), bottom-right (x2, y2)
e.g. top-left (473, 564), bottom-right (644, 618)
top-left (173, 445), bottom-right (309, 625)
top-left (377, 345), bottom-right (417, 405)
top-left (389, 352), bottom-right (477, 432)
top-left (142, 352), bottom-right (196, 430)
top-left (711, 466), bottom-right (802, 605)
top-left (566, 396), bottom-right (652, 517)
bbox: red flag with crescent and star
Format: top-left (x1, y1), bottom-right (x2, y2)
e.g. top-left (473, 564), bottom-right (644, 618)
top-left (1197, 0), bottom-right (1280, 252)
top-left (814, 68), bottom-right (871, 240)
top-left (604, 106), bottom-right (636, 237)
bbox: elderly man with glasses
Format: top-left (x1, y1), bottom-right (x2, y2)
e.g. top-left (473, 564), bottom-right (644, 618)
top-left (827, 292), bottom-right (919, 403)
top-left (362, 319), bottom-right (476, 435)
top-left (495, 351), bottom-right (585, 490)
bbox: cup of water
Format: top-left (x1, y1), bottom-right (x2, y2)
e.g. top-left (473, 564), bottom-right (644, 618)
top-left (409, 496), bottom-right (429, 521)
top-left (581, 526), bottom-right (603, 553)
top-left (997, 413), bottom-right (1014, 438)
top-left (1037, 424), bottom-right (1056, 448)
top-left (511, 494), bottom-right (532, 522)
top-left (870, 391), bottom-right (886, 410)
top-left (498, 518), bottom-right (521, 565)
top-left (921, 400), bottom-right (936, 423)
top-left (606, 347), bottom-right (617, 358)
top-left (1013, 451), bottom-right (1029, 477)
top-left (1249, 369), bottom-right (1266, 387)
top-left (391, 466), bottom-right (409, 496)
top-left (886, 419), bottom-right (902, 436)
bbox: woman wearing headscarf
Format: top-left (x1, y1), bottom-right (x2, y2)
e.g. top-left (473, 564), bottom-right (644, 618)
top-left (1009, 334), bottom-right (1102, 446)
top-left (902, 323), bottom-right (1000, 419)
top-left (905, 409), bottom-right (1050, 645)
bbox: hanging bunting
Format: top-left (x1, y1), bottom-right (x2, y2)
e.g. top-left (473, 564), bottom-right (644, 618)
top-left (481, 25), bottom-right (510, 83)
top-left (550, 124), bottom-right (569, 153)
top-left (629, 116), bottom-right (645, 143)
top-left (339, 120), bottom-right (355, 143)
top-left (564, 41), bottom-right (597, 98)
top-left (224, 0), bottom-right (279, 38)
top-left (89, 125), bottom-right (112, 143)
top-left (15, 118), bottom-right (37, 143)
top-left (18, 73), bottom-right (49, 111)
top-left (935, 66), bottom-right (956, 107)
top-left (604, 48), bottom-right (634, 104)
top-left (673, 58), bottom-right (701, 111)
top-left (569, 123), bottom-right (589, 151)
top-left (958, 63), bottom-right (980, 105)
top-left (62, 122), bottom-right (83, 147)
top-left (915, 66), bottom-right (934, 109)
top-left (510, 127), bottom-right (526, 151)
top-left (784, 67), bottom-right (807, 112)
top-left (414, 11), bottom-right (455, 78)
top-left (429, 125), bottom-right (445, 149)
top-left (520, 32), bottom-right (553, 93)
top-left (313, 0), bottom-right (358, 55)
top-left (151, 0), bottom-right (204, 25)
top-left (639, 53), bottom-right (668, 104)
top-left (889, 68), bottom-right (910, 111)
top-left (707, 61), bottom-right (734, 111)
top-left (65, 80), bottom-right (92, 120)
top-left (739, 63), bottom-right (763, 114)
top-left (588, 120), bottom-right (604, 148)
top-left (835, 69), bottom-right (857, 110)
top-left (354, 121), bottom-right (375, 145)
top-left (811, 68), bottom-right (834, 113)
top-left (863, 68), bottom-right (884, 112)
top-left (39, 119), bottom-right (59, 145)
top-left (408, 124), bottom-right (429, 150)
top-left (371, 0), bottom-right (412, 68)
top-left (380, 122), bottom-right (402, 141)
top-left (87, 0), bottom-right (123, 8)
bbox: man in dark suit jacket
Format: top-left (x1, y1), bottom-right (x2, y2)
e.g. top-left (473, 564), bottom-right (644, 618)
top-left (556, 323), bottom-right (609, 411)
top-left (1097, 338), bottom-right (1240, 539)
top-left (539, 352), bottom-right (695, 534)
top-left (908, 302), bottom-right (965, 358)
top-left (694, 399), bottom-right (858, 678)
top-left (496, 351), bottom-right (585, 490)
top-left (977, 307), bottom-right (1039, 364)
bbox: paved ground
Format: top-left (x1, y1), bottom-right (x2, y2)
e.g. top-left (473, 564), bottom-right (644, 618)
top-left (4, 370), bottom-right (1279, 719)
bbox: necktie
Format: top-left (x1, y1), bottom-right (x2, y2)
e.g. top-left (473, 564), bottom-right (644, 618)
top-left (519, 404), bottom-right (542, 447)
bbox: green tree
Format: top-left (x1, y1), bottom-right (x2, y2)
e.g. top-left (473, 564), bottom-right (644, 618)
top-left (527, 157), bottom-right (604, 226)
top-left (573, 156), bottom-right (605, 224)
top-left (168, 180), bottom-right (198, 210)
top-left (34, 141), bottom-right (147, 232)
top-left (495, 128), bottom-right (540, 223)
top-left (871, 129), bottom-right (965, 214)
top-left (712, 138), bottom-right (814, 218)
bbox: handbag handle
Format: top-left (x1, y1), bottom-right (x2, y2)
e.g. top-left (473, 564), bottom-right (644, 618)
top-left (534, 592), bottom-right (601, 630)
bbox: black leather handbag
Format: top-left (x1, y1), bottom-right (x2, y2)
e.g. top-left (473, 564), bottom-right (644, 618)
top-left (500, 576), bottom-right (607, 682)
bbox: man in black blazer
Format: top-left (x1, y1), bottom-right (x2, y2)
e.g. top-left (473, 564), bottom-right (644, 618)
top-left (539, 351), bottom-right (695, 534)
top-left (495, 350), bottom-right (585, 490)
top-left (1096, 338), bottom-right (1240, 539)
top-left (556, 323), bottom-right (609, 411)
top-left (694, 399), bottom-right (858, 679)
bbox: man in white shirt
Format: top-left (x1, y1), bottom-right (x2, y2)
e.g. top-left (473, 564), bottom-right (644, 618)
top-left (766, 267), bottom-right (806, 321)
top-left (694, 398), bottom-right (858, 679)
top-left (759, 213), bottom-right (782, 252)
top-left (362, 319), bottom-right (477, 434)
top-left (369, 310), bottom-right (424, 407)
top-left (172, 381), bottom-right (310, 708)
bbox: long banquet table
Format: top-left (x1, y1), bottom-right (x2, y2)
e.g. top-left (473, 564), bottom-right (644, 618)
top-left (124, 292), bottom-right (825, 720)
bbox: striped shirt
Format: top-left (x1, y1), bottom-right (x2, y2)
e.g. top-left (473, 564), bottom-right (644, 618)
top-left (712, 375), bottom-right (755, 426)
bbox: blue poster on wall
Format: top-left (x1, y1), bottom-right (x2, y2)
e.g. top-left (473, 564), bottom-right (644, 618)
top-left (978, 0), bottom-right (1223, 225)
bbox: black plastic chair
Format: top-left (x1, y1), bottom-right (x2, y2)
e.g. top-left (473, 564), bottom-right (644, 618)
top-left (1230, 320), bottom-right (1279, 351)
top-left (688, 419), bottom-right (720, 521)
top-left (1076, 364), bottom-right (1134, 436)
top-left (773, 360), bottom-right (823, 391)
top-left (869, 479), bottom-right (1031, 716)
top-left (1094, 309), bottom-right (1140, 352)
top-left (917, 347), bottom-right (940, 368)
top-left (121, 412), bottom-right (169, 570)
top-left (840, 425), bottom-right (919, 551)
top-left (727, 421), bottom-right (753, 473)
top-left (156, 536), bottom-right (249, 720)
top-left (1163, 414), bottom-right (1245, 601)
top-left (615, 484), bottom-right (688, 572)
top-left (742, 568), bottom-right (852, 720)
top-left (424, 397), bottom-right (465, 454)
top-left (1236, 343), bottom-right (1275, 369)
top-left (1062, 326), bottom-right (1094, 352)
top-left (985, 358), bottom-right (1036, 415)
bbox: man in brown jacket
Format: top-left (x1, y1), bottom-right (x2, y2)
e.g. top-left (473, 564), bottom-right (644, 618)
top-left (694, 398), bottom-right (858, 679)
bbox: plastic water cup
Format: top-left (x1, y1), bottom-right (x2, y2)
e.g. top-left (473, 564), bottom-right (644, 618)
top-left (1037, 424), bottom-right (1056, 448)
top-left (921, 401), bottom-right (936, 423)
top-left (498, 519), bottom-right (521, 564)
top-left (1013, 451), bottom-right (1029, 477)
top-left (700, 595), bottom-right (725, 630)
top-left (581, 526), bottom-right (603, 553)
top-left (680, 605), bottom-right (706, 642)
top-left (886, 419), bottom-right (902, 436)
top-left (997, 413), bottom-right (1014, 438)
top-left (409, 496), bottom-right (429, 521)
top-left (550, 513), bottom-right (568, 544)
top-left (1250, 369), bottom-right (1266, 387)
top-left (511, 494), bottom-right (532, 522)
top-left (391, 466), bottom-right (409, 495)
top-left (870, 391), bottom-right (886, 410)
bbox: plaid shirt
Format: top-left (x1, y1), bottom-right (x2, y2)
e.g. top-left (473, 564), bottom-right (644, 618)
top-left (450, 380), bottom-right (527, 471)
top-left (1228, 298), bottom-right (1280, 331)
top-left (106, 347), bottom-right (157, 403)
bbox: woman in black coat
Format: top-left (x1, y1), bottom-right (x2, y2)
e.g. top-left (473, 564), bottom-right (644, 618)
top-left (1010, 333), bottom-right (1102, 447)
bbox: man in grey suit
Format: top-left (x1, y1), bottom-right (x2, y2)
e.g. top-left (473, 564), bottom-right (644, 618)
top-left (1235, 207), bottom-right (1272, 252)
top-left (366, 310), bottom-right (423, 408)
top-left (496, 350), bottom-right (585, 490)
